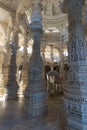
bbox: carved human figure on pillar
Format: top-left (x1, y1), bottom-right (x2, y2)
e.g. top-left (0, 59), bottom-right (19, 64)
top-left (6, 31), bottom-right (19, 100)
top-left (53, 0), bottom-right (61, 15)
top-left (24, 0), bottom-right (47, 117)
top-left (46, 0), bottom-right (53, 16)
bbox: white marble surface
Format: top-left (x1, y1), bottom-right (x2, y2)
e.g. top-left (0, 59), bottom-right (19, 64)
top-left (0, 95), bottom-right (67, 130)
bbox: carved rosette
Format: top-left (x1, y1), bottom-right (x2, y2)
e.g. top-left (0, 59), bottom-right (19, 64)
top-left (6, 31), bottom-right (19, 100)
top-left (24, 0), bottom-right (47, 117)
top-left (64, 0), bottom-right (87, 130)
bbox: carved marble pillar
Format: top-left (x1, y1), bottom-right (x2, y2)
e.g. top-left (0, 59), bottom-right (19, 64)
top-left (63, 0), bottom-right (87, 130)
top-left (0, 46), bottom-right (5, 96)
top-left (4, 27), bottom-right (11, 51)
top-left (59, 46), bottom-right (65, 92)
top-left (41, 45), bottom-right (46, 63)
top-left (2, 27), bottom-right (11, 87)
top-left (59, 35), bottom-right (64, 78)
top-left (22, 38), bottom-right (29, 92)
top-left (6, 31), bottom-right (19, 100)
top-left (50, 45), bottom-right (54, 71)
top-left (24, 0), bottom-right (47, 117)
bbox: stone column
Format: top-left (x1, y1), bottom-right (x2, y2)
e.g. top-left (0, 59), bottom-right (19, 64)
top-left (22, 38), bottom-right (29, 93)
top-left (50, 45), bottom-right (54, 71)
top-left (59, 35), bottom-right (64, 78)
top-left (41, 45), bottom-right (46, 63)
top-left (24, 0), bottom-right (47, 117)
top-left (0, 46), bottom-right (5, 96)
top-left (2, 27), bottom-right (11, 87)
top-left (6, 31), bottom-right (19, 100)
top-left (59, 41), bottom-right (65, 91)
top-left (59, 49), bottom-right (63, 75)
top-left (63, 0), bottom-right (87, 130)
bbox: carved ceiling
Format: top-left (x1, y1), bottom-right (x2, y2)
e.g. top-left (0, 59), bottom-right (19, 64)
top-left (0, 0), bottom-right (86, 49)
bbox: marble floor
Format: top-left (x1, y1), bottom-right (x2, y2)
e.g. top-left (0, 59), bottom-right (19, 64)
top-left (0, 95), bottom-right (67, 130)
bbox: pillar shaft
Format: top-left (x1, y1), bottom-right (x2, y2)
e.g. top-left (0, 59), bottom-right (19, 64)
top-left (6, 31), bottom-right (19, 100)
top-left (21, 38), bottom-right (29, 92)
top-left (41, 46), bottom-right (46, 63)
top-left (3, 27), bottom-right (11, 87)
top-left (24, 0), bottom-right (47, 117)
top-left (64, 0), bottom-right (87, 130)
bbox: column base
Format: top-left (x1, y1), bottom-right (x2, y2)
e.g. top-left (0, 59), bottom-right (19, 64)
top-left (6, 82), bottom-right (19, 100)
top-left (24, 92), bottom-right (48, 118)
top-left (65, 99), bottom-right (87, 130)
top-left (6, 88), bottom-right (19, 100)
top-left (24, 99), bottom-right (48, 118)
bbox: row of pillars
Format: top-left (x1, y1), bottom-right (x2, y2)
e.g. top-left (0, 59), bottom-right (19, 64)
top-left (5, 1), bottom-right (48, 118)
top-left (2, 0), bottom-right (87, 129)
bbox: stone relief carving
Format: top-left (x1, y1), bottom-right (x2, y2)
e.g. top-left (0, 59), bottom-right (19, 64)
top-left (69, 39), bottom-right (86, 62)
top-left (70, 41), bottom-right (77, 62)
top-left (45, 0), bottom-right (53, 16)
top-left (68, 69), bottom-right (78, 82)
top-left (77, 39), bottom-right (86, 61)
top-left (41, 0), bottom-right (62, 16)
top-left (53, 0), bottom-right (61, 15)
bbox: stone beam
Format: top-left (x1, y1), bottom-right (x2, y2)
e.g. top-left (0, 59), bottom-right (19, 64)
top-left (0, 2), bottom-right (16, 14)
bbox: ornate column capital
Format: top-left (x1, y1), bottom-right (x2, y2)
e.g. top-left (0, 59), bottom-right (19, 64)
top-left (31, 0), bottom-right (42, 23)
top-left (30, 0), bottom-right (43, 30)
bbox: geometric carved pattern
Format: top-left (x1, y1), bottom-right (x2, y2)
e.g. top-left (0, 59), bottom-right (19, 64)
top-left (64, 0), bottom-right (87, 130)
top-left (69, 39), bottom-right (86, 62)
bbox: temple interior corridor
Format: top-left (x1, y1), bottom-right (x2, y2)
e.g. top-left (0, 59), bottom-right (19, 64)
top-left (0, 0), bottom-right (87, 129)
